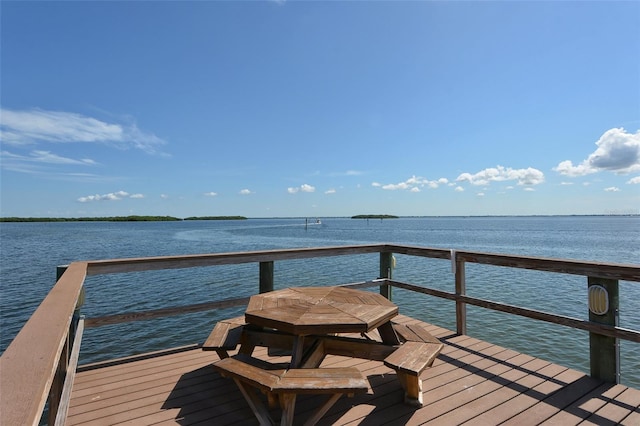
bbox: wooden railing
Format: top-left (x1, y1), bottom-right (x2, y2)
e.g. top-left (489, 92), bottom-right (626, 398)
top-left (1, 244), bottom-right (638, 426)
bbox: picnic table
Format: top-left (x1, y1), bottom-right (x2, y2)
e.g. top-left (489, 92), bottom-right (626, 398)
top-left (244, 286), bottom-right (401, 367)
top-left (204, 286), bottom-right (444, 425)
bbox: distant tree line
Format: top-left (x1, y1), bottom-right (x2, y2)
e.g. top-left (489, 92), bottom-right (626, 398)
top-left (184, 216), bottom-right (247, 221)
top-left (351, 215), bottom-right (399, 219)
top-left (0, 215), bottom-right (250, 223)
top-left (0, 216), bottom-right (182, 222)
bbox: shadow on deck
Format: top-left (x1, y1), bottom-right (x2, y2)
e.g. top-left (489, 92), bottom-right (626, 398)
top-left (65, 316), bottom-right (640, 425)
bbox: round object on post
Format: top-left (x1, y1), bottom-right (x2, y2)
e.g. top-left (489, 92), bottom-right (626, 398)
top-left (588, 285), bottom-right (609, 315)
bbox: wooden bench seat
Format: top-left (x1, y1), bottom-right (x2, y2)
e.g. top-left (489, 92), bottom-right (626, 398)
top-left (212, 355), bottom-right (369, 426)
top-left (383, 340), bottom-right (444, 406)
top-left (392, 321), bottom-right (442, 344)
top-left (202, 316), bottom-right (246, 358)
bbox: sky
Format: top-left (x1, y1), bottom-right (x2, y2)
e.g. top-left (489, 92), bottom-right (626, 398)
top-left (1, 1), bottom-right (639, 218)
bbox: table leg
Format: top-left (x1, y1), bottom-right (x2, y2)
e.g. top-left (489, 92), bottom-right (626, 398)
top-left (290, 335), bottom-right (305, 368)
top-left (377, 321), bottom-right (400, 345)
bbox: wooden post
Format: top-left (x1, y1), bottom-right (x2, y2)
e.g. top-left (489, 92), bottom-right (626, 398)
top-left (49, 266), bottom-right (71, 425)
top-left (49, 334), bottom-right (69, 425)
top-left (57, 265), bottom-right (82, 339)
top-left (379, 252), bottom-right (393, 301)
top-left (588, 277), bottom-right (619, 383)
top-left (454, 254), bottom-right (467, 336)
top-left (259, 261), bottom-right (274, 294)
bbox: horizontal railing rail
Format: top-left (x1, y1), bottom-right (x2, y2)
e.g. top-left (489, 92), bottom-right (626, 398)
top-left (1, 244), bottom-right (638, 426)
top-left (84, 244), bottom-right (386, 275)
top-left (387, 279), bottom-right (640, 343)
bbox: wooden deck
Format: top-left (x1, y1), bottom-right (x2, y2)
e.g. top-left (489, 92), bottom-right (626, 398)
top-left (65, 316), bottom-right (640, 425)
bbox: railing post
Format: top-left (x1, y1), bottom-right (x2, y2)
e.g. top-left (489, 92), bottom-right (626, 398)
top-left (588, 277), bottom-right (620, 383)
top-left (454, 253), bottom-right (467, 335)
top-left (259, 261), bottom-right (274, 294)
top-left (48, 266), bottom-right (73, 425)
top-left (379, 252), bottom-right (393, 301)
top-left (57, 265), bottom-right (83, 340)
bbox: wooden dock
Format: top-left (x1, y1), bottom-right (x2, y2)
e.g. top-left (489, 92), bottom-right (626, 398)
top-left (65, 315), bottom-right (640, 425)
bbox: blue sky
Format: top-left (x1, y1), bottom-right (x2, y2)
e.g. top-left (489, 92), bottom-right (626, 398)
top-left (1, 1), bottom-right (639, 218)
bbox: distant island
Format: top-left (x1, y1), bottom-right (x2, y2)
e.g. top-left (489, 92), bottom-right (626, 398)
top-left (351, 215), bottom-right (399, 219)
top-left (184, 216), bottom-right (247, 221)
top-left (0, 215), bottom-right (247, 223)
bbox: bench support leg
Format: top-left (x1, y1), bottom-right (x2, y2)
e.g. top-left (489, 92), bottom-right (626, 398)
top-left (299, 339), bottom-right (326, 368)
top-left (303, 393), bottom-right (343, 426)
top-left (234, 379), bottom-right (275, 426)
top-left (279, 393), bottom-right (297, 426)
top-left (277, 392), bottom-right (345, 426)
top-left (378, 321), bottom-right (400, 345)
top-left (396, 372), bottom-right (423, 407)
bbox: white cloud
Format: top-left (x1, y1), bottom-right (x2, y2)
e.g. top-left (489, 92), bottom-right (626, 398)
top-left (455, 186), bottom-right (464, 192)
top-left (325, 189), bottom-right (336, 194)
top-left (204, 192), bottom-right (218, 197)
top-left (1, 149), bottom-right (97, 168)
top-left (627, 176), bottom-right (640, 184)
top-left (456, 166), bottom-right (545, 186)
top-left (239, 189), bottom-right (252, 195)
top-left (554, 128), bottom-right (640, 177)
top-left (288, 184), bottom-right (315, 194)
top-left (31, 150), bottom-right (97, 165)
top-left (377, 175), bottom-right (449, 192)
top-left (604, 187), bottom-right (621, 192)
top-left (382, 182), bottom-right (409, 190)
top-left (0, 108), bottom-right (167, 155)
top-left (77, 190), bottom-right (141, 202)
top-left (554, 160), bottom-right (594, 177)
top-left (160, 194), bottom-right (169, 199)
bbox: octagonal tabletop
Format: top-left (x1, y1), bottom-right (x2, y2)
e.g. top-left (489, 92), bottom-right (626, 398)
top-left (245, 286), bottom-right (399, 336)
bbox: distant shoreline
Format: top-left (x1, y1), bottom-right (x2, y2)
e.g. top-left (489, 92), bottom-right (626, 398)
top-left (0, 214), bottom-right (637, 223)
top-left (0, 216), bottom-right (248, 223)
top-left (351, 214), bottom-right (399, 219)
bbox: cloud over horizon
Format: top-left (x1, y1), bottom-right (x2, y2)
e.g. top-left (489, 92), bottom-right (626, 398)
top-left (373, 176), bottom-right (449, 192)
top-left (554, 128), bottom-right (640, 177)
top-left (288, 184), bottom-right (316, 194)
top-left (456, 166), bottom-right (545, 186)
top-left (77, 190), bottom-right (143, 202)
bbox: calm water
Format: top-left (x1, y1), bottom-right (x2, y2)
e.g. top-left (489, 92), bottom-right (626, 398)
top-left (1, 216), bottom-right (639, 388)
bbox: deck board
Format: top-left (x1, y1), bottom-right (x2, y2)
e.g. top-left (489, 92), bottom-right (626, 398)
top-left (65, 316), bottom-right (640, 425)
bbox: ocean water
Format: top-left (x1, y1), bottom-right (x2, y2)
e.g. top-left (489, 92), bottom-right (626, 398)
top-left (1, 216), bottom-right (639, 388)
